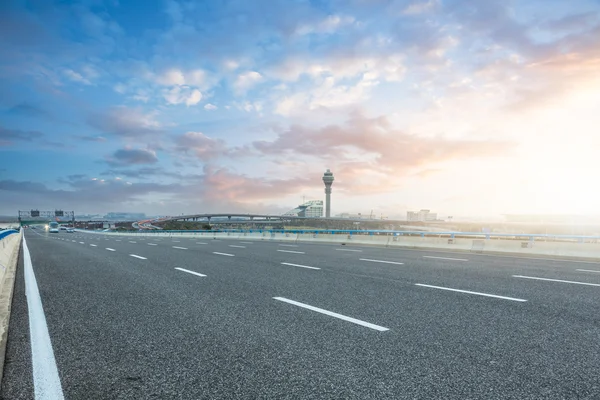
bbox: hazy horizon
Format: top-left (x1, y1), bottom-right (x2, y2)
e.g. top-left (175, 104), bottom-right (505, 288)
top-left (1, 0), bottom-right (598, 217)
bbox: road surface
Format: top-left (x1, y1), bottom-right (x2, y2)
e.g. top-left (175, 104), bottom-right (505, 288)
top-left (2, 229), bottom-right (600, 399)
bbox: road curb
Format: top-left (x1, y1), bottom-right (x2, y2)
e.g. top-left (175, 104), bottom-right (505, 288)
top-left (0, 232), bottom-right (22, 383)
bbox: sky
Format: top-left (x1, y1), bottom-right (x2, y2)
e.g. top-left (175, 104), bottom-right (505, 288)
top-left (1, 0), bottom-right (599, 219)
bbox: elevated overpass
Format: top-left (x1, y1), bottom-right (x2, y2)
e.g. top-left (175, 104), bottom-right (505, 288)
top-left (137, 213), bottom-right (402, 230)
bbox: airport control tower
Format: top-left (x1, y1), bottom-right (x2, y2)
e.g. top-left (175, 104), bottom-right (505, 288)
top-left (322, 169), bottom-right (334, 218)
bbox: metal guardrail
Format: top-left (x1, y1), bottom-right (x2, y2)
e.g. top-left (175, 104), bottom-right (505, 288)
top-left (115, 228), bottom-right (600, 243)
top-left (0, 229), bottom-right (19, 241)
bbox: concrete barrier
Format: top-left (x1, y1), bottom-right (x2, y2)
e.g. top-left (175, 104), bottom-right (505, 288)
top-left (80, 229), bottom-right (600, 261)
top-left (0, 229), bottom-right (22, 382)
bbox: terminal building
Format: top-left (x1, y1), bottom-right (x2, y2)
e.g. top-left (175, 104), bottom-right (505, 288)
top-left (407, 209), bottom-right (437, 222)
top-left (283, 200), bottom-right (324, 218)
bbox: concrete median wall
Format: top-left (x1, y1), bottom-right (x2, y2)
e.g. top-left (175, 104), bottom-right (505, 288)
top-left (0, 230), bottom-right (21, 286)
top-left (0, 229), bottom-right (22, 382)
top-left (83, 229), bottom-right (600, 260)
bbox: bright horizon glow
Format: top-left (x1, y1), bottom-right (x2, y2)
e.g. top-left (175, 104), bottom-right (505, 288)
top-left (1, 0), bottom-right (599, 219)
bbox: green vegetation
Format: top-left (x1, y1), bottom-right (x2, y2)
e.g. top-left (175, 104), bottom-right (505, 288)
top-left (160, 221), bottom-right (212, 231)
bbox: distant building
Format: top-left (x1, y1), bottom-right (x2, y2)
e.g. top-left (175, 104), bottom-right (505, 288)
top-left (283, 200), bottom-right (323, 218)
top-left (104, 212), bottom-right (146, 220)
top-left (407, 209), bottom-right (437, 222)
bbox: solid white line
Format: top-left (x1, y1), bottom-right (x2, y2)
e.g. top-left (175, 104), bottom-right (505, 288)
top-left (129, 241), bottom-right (136, 243)
top-left (336, 248), bottom-right (362, 252)
top-left (423, 256), bottom-right (469, 261)
top-left (277, 249), bottom-right (305, 254)
top-left (512, 275), bottom-right (600, 287)
top-left (175, 267), bottom-right (207, 277)
top-left (281, 262), bottom-right (320, 270)
top-left (415, 284), bottom-right (527, 302)
top-left (148, 243), bottom-right (157, 246)
top-left (22, 236), bottom-right (66, 400)
top-left (196, 242), bottom-right (207, 245)
top-left (79, 242), bottom-right (84, 244)
top-left (273, 297), bottom-right (389, 331)
top-left (279, 244), bottom-right (298, 247)
top-left (172, 246), bottom-right (188, 250)
top-left (229, 245), bottom-right (246, 248)
top-left (172, 240), bottom-right (180, 242)
top-left (576, 269), bottom-right (600, 273)
top-left (240, 242), bottom-right (253, 244)
top-left (130, 254), bottom-right (147, 260)
top-left (90, 244), bottom-right (97, 247)
top-left (213, 252), bottom-right (234, 257)
top-left (106, 248), bottom-right (116, 251)
top-left (359, 258), bottom-right (404, 265)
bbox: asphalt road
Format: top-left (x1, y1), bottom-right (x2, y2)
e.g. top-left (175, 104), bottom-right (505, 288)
top-left (2, 229), bottom-right (600, 399)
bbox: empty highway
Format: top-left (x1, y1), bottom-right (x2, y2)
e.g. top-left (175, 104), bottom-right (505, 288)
top-left (2, 229), bottom-right (600, 399)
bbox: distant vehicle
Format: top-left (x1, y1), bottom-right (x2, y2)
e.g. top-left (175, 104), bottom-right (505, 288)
top-left (67, 228), bottom-right (75, 233)
top-left (49, 222), bottom-right (59, 233)
top-left (60, 226), bottom-right (67, 231)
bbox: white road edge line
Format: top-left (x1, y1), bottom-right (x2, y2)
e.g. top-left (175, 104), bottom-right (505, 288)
top-left (147, 243), bottom-right (157, 246)
top-left (213, 252), bottom-right (234, 257)
top-left (196, 242), bottom-right (208, 245)
top-left (512, 275), bottom-right (600, 287)
top-left (22, 236), bottom-right (66, 400)
top-left (172, 246), bottom-right (188, 250)
top-left (278, 244), bottom-right (298, 247)
top-left (576, 269), bottom-right (600, 273)
top-left (281, 262), bottom-right (320, 270)
top-left (423, 256), bottom-right (469, 261)
top-left (175, 267), bottom-right (207, 277)
top-left (273, 297), bottom-right (389, 331)
top-left (240, 242), bottom-right (253, 244)
top-left (130, 254), bottom-right (147, 260)
top-left (129, 241), bottom-right (137, 243)
top-left (277, 249), bottom-right (305, 254)
top-left (335, 248), bottom-right (362, 252)
top-left (229, 245), bottom-right (246, 248)
top-left (106, 248), bottom-right (116, 251)
top-left (359, 258), bottom-right (404, 265)
top-left (415, 283), bottom-right (527, 302)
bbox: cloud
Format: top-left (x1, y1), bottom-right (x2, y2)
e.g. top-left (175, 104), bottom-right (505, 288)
top-left (0, 126), bottom-right (44, 146)
top-left (201, 166), bottom-right (313, 203)
top-left (155, 68), bottom-right (207, 87)
top-left (163, 86), bottom-right (202, 106)
top-left (87, 106), bottom-right (163, 138)
top-left (75, 135), bottom-right (107, 142)
top-left (204, 103), bottom-right (217, 110)
top-left (0, 178), bottom-right (184, 212)
top-left (295, 14), bottom-right (355, 35)
top-left (402, 0), bottom-right (439, 15)
top-left (273, 73), bottom-right (382, 115)
top-left (63, 68), bottom-right (92, 85)
top-left (252, 113), bottom-right (515, 193)
top-left (540, 12), bottom-right (599, 33)
top-left (233, 71), bottom-right (263, 94)
top-left (106, 148), bottom-right (159, 166)
top-left (6, 103), bottom-right (49, 119)
top-left (174, 132), bottom-right (227, 160)
top-left (100, 167), bottom-right (169, 179)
